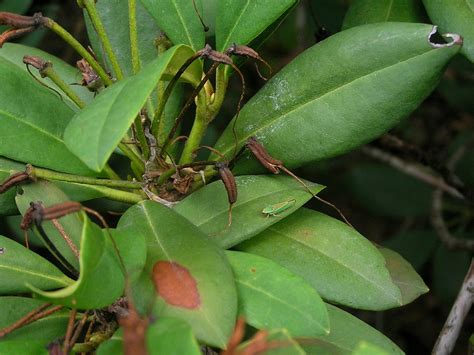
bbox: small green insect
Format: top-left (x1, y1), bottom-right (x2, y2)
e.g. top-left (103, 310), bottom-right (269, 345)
top-left (262, 199), bottom-right (296, 217)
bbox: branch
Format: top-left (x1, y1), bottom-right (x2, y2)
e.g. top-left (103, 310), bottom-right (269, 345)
top-left (432, 259), bottom-right (474, 355)
top-left (361, 146), bottom-right (464, 200)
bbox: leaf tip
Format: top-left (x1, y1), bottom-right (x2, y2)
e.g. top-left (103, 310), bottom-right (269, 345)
top-left (428, 25), bottom-right (463, 49)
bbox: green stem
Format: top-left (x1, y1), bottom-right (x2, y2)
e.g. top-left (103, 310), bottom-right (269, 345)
top-left (81, 0), bottom-right (124, 80)
top-left (179, 111), bottom-right (207, 165)
top-left (119, 142), bottom-right (145, 176)
top-left (30, 166), bottom-right (142, 189)
top-left (41, 64), bottom-right (85, 109)
top-left (134, 115), bottom-right (150, 160)
top-left (43, 17), bottom-right (112, 86)
top-left (128, 0), bottom-right (140, 74)
top-left (102, 164), bottom-right (121, 180)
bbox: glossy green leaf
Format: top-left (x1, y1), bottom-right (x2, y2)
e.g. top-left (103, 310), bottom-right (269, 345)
top-left (175, 175), bottom-right (324, 249)
top-left (342, 0), bottom-right (426, 29)
top-left (30, 216), bottom-right (125, 309)
top-left (64, 45), bottom-right (200, 172)
top-left (213, 23), bottom-right (461, 172)
top-left (117, 200), bottom-right (237, 348)
top-left (384, 230), bottom-right (438, 270)
top-left (0, 43), bottom-right (93, 107)
top-left (241, 328), bottom-right (305, 355)
top-left (226, 251), bottom-right (329, 337)
top-left (0, 215), bottom-right (42, 248)
top-left (215, 0), bottom-right (297, 51)
top-left (303, 304), bottom-right (403, 354)
top-left (0, 235), bottom-right (73, 294)
top-left (343, 163), bottom-right (433, 218)
top-left (84, 0), bottom-right (161, 77)
top-left (0, 157), bottom-right (24, 216)
top-left (238, 208), bottom-right (403, 310)
top-left (97, 317), bottom-right (201, 355)
top-left (423, 0), bottom-right (474, 62)
top-left (0, 56), bottom-right (95, 175)
top-left (109, 227), bottom-right (147, 282)
top-left (15, 180), bottom-right (84, 270)
top-left (0, 297), bottom-right (68, 343)
top-left (0, 341), bottom-right (48, 355)
top-left (378, 247), bottom-right (428, 305)
top-left (139, 0), bottom-right (205, 50)
top-left (147, 317), bottom-right (201, 355)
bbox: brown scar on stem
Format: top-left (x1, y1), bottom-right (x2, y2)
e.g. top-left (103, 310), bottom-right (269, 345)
top-left (152, 261), bottom-right (201, 309)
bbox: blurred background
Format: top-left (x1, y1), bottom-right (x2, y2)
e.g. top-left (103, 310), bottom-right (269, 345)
top-left (1, 0), bottom-right (473, 353)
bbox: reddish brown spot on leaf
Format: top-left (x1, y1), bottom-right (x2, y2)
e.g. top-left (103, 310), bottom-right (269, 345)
top-left (152, 261), bottom-right (201, 309)
top-left (250, 268), bottom-right (256, 273)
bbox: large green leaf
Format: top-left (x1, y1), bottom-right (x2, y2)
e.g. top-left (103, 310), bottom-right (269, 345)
top-left (0, 235), bottom-right (73, 294)
top-left (0, 297), bottom-right (69, 343)
top-left (226, 251), bottom-right (329, 337)
top-left (64, 45), bottom-right (200, 172)
top-left (16, 180), bottom-right (84, 270)
top-left (175, 175), bottom-right (324, 249)
top-left (215, 0), bottom-right (297, 51)
top-left (117, 201), bottom-right (237, 348)
top-left (379, 247), bottom-right (429, 305)
top-left (0, 57), bottom-right (95, 175)
top-left (139, 0), bottom-right (205, 50)
top-left (342, 0), bottom-right (426, 29)
top-left (97, 317), bottom-right (201, 355)
top-left (238, 208), bottom-right (403, 310)
top-left (146, 317), bottom-right (201, 355)
top-left (84, 0), bottom-right (161, 77)
top-left (0, 43), bottom-right (94, 107)
top-left (423, 0), bottom-right (474, 62)
top-left (30, 216), bottom-right (125, 309)
top-left (303, 304), bottom-right (403, 354)
top-left (0, 157), bottom-right (24, 216)
top-left (213, 23), bottom-right (460, 172)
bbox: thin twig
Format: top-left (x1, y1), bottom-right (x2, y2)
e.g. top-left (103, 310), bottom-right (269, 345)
top-left (51, 219), bottom-right (80, 259)
top-left (432, 260), bottom-right (474, 355)
top-left (0, 303), bottom-right (51, 338)
top-left (63, 308), bottom-right (77, 353)
top-left (362, 146), bottom-right (464, 200)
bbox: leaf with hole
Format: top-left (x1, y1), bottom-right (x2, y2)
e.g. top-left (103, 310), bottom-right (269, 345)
top-left (238, 208), bottom-right (403, 310)
top-left (0, 56), bottom-right (96, 175)
top-left (226, 251), bottom-right (329, 337)
top-left (423, 0), bottom-right (474, 62)
top-left (139, 0), bottom-right (205, 50)
top-left (342, 0), bottom-right (426, 29)
top-left (64, 44), bottom-right (201, 172)
top-left (0, 297), bottom-right (69, 343)
top-left (117, 200), bottom-right (237, 348)
top-left (16, 180), bottom-right (84, 270)
top-left (30, 216), bottom-right (125, 309)
top-left (302, 303), bottom-right (403, 354)
top-left (213, 23), bottom-right (461, 172)
top-left (0, 236), bottom-right (73, 294)
top-left (175, 175), bottom-right (324, 249)
top-left (215, 0), bottom-right (298, 51)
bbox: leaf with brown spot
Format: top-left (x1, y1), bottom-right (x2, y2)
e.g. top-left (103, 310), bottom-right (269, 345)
top-left (152, 261), bottom-right (201, 309)
top-left (117, 201), bottom-right (237, 348)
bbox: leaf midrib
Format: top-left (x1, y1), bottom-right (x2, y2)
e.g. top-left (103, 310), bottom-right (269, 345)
top-left (0, 108), bottom-right (63, 144)
top-left (0, 264), bottom-right (70, 286)
top-left (220, 0), bottom-right (251, 50)
top-left (172, 0), bottom-right (197, 49)
top-left (268, 228), bottom-right (401, 304)
top-left (236, 278), bottom-right (326, 332)
top-left (220, 48), bottom-right (436, 158)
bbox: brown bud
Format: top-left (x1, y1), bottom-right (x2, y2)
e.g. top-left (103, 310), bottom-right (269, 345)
top-left (216, 162), bottom-right (237, 204)
top-left (245, 137), bottom-right (282, 174)
top-left (0, 171), bottom-right (30, 194)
